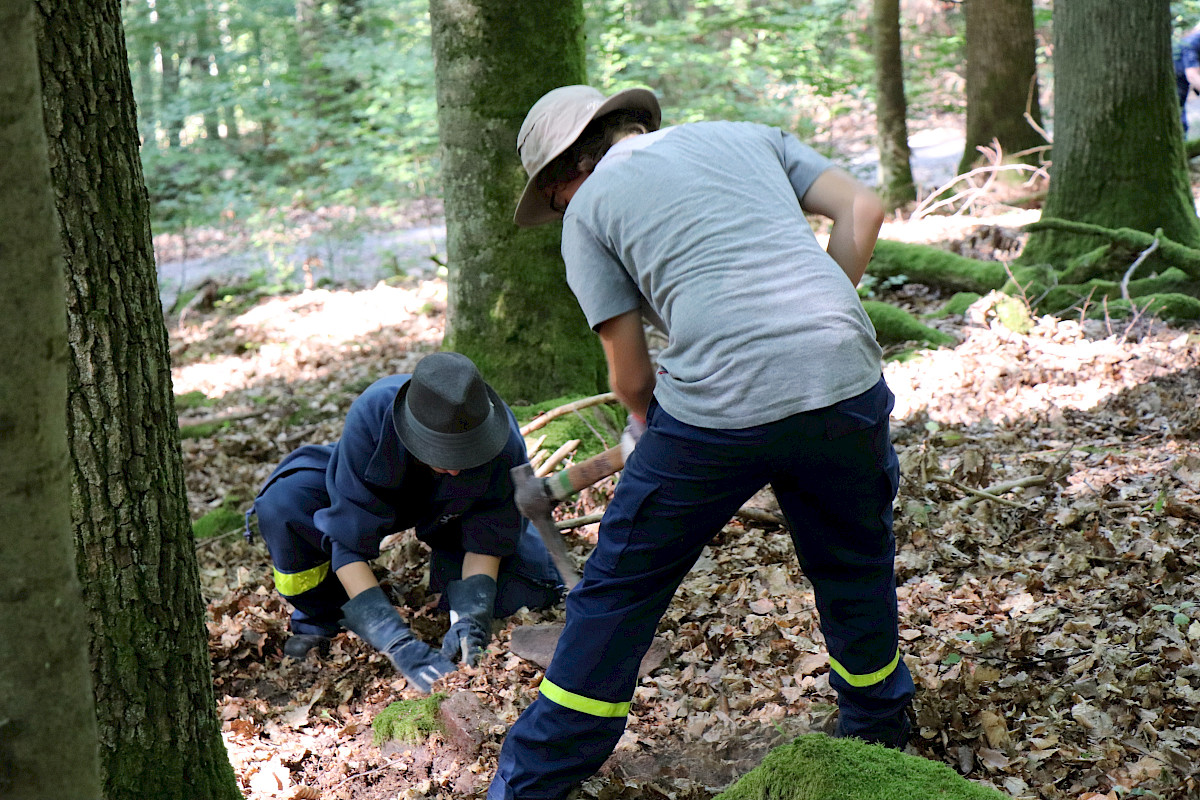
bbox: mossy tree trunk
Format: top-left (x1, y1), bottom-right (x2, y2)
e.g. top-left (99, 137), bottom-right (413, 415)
top-left (958, 0), bottom-right (1048, 174)
top-left (429, 0), bottom-right (608, 404)
top-left (35, 1), bottom-right (241, 798)
top-left (873, 0), bottom-right (915, 210)
top-left (0, 3), bottom-right (102, 798)
top-left (1021, 0), bottom-right (1200, 266)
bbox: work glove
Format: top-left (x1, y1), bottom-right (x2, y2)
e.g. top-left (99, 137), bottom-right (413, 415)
top-left (620, 413), bottom-right (647, 463)
top-left (340, 586), bottom-right (455, 693)
top-left (440, 573), bottom-right (497, 667)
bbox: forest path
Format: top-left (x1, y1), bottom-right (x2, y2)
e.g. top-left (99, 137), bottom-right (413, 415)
top-left (153, 127), bottom-right (970, 311)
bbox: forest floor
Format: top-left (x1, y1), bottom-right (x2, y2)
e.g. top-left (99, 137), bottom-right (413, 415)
top-left (166, 121), bottom-right (1200, 800)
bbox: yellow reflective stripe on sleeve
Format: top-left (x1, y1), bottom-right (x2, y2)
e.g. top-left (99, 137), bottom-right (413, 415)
top-left (538, 678), bottom-right (631, 718)
top-left (273, 562), bottom-right (331, 597)
top-left (829, 649), bottom-right (900, 688)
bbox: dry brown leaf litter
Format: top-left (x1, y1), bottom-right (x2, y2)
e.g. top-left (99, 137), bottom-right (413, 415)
top-left (173, 248), bottom-right (1200, 800)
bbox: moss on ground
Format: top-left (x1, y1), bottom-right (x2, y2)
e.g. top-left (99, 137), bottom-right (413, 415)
top-left (371, 694), bottom-right (445, 746)
top-left (862, 301), bottom-right (957, 348)
top-left (715, 734), bottom-right (1008, 800)
top-left (193, 496), bottom-right (247, 539)
top-left (510, 394), bottom-right (625, 463)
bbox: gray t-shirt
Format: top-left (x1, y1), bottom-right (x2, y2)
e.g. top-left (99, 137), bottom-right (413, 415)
top-left (561, 120), bottom-right (883, 429)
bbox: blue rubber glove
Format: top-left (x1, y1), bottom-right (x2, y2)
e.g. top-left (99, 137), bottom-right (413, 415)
top-left (340, 586), bottom-right (455, 693)
top-left (440, 573), bottom-right (496, 666)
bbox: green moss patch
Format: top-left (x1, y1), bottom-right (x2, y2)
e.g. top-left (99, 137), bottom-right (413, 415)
top-left (371, 694), bottom-right (446, 746)
top-left (193, 495), bottom-right (247, 539)
top-left (862, 301), bottom-right (957, 348)
top-left (511, 395), bottom-right (625, 462)
top-left (715, 734), bottom-right (1008, 800)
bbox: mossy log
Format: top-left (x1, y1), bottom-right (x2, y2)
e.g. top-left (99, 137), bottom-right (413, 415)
top-left (868, 240), bottom-right (1010, 294)
top-left (1023, 218), bottom-right (1200, 280)
top-left (862, 301), bottom-right (957, 348)
top-left (1020, 268), bottom-right (1200, 314)
top-left (1088, 293), bottom-right (1200, 321)
top-left (715, 734), bottom-right (1008, 800)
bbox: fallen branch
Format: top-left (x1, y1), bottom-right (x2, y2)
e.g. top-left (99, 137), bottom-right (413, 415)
top-left (933, 475), bottom-right (1048, 510)
top-left (520, 392), bottom-right (618, 435)
top-left (554, 505), bottom-right (786, 532)
top-left (535, 439), bottom-right (580, 478)
top-left (1120, 237), bottom-right (1161, 302)
top-left (179, 408), bottom-right (269, 429)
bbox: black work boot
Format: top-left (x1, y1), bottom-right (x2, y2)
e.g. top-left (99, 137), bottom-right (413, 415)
top-left (283, 633), bottom-right (332, 659)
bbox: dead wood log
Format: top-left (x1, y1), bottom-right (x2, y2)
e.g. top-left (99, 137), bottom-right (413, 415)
top-left (520, 392), bottom-right (618, 436)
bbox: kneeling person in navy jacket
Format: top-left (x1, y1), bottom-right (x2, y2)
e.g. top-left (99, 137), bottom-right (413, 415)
top-left (250, 352), bottom-right (563, 692)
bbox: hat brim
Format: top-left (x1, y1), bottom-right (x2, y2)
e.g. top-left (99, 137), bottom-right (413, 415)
top-left (393, 381), bottom-right (511, 471)
top-left (513, 87), bottom-right (662, 228)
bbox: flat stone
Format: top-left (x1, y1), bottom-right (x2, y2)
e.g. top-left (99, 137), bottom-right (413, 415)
top-left (509, 623), bottom-right (670, 678)
top-left (438, 690), bottom-right (498, 757)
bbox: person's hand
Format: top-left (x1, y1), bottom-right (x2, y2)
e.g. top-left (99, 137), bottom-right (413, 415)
top-left (620, 413), bottom-right (647, 462)
top-left (340, 586), bottom-right (455, 693)
top-left (440, 574), bottom-right (496, 666)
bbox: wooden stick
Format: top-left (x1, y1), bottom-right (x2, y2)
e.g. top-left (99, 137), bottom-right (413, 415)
top-left (535, 439), bottom-right (580, 478)
top-left (933, 475), bottom-right (1048, 510)
top-left (520, 392), bottom-right (618, 435)
top-left (554, 504), bottom-right (786, 532)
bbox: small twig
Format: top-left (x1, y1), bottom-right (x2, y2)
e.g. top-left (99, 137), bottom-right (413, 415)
top-left (554, 505), bottom-right (786, 532)
top-left (179, 408), bottom-right (269, 429)
top-left (535, 439), bottom-right (580, 478)
top-left (520, 392), bottom-right (618, 435)
top-left (557, 512), bottom-right (604, 530)
top-left (195, 527), bottom-right (245, 550)
top-left (1119, 237), bottom-right (1160, 302)
top-left (327, 758), bottom-right (404, 792)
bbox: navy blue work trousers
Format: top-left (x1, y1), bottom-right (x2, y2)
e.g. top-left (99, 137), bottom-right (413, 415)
top-left (488, 377), bottom-right (915, 800)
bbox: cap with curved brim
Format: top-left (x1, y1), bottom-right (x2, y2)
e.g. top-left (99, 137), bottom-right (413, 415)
top-left (514, 85), bottom-right (661, 228)
top-left (393, 380), bottom-right (511, 472)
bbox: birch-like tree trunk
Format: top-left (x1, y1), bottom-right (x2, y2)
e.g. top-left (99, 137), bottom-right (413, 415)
top-left (0, 3), bottom-right (102, 798)
top-left (958, 0), bottom-right (1048, 174)
top-left (1022, 0), bottom-right (1200, 265)
top-left (35, 1), bottom-right (242, 797)
top-left (429, 0), bottom-right (608, 403)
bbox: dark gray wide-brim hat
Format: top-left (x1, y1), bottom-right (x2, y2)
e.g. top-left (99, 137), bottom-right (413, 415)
top-left (514, 84), bottom-right (661, 228)
top-left (392, 352), bottom-right (510, 471)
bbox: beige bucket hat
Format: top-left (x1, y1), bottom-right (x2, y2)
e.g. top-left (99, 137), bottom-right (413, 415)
top-left (514, 85), bottom-right (661, 227)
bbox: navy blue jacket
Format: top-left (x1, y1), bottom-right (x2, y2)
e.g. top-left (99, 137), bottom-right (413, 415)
top-left (280, 375), bottom-right (530, 572)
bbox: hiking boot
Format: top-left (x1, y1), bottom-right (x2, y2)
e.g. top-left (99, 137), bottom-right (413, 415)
top-left (283, 633), bottom-right (332, 659)
top-left (832, 710), bottom-right (913, 750)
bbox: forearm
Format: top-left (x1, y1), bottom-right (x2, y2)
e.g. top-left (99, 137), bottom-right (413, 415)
top-left (462, 551), bottom-right (501, 581)
top-left (824, 195), bottom-right (884, 286)
top-left (336, 560), bottom-right (379, 599)
top-left (597, 310), bottom-right (655, 420)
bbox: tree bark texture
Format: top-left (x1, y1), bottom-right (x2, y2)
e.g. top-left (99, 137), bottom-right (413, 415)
top-left (1022, 0), bottom-right (1200, 266)
top-left (958, 0), bottom-right (1048, 174)
top-left (0, 3), bottom-right (103, 798)
top-left (430, 0), bottom-right (608, 404)
top-left (873, 0), bottom-right (915, 209)
top-left (35, 1), bottom-right (242, 798)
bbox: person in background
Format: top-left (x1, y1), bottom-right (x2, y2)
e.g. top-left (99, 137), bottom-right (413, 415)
top-left (249, 351), bottom-right (562, 693)
top-left (488, 85), bottom-right (915, 799)
top-left (1175, 24), bottom-right (1200, 136)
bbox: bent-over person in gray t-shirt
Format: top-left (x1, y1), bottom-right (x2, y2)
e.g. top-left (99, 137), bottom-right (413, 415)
top-left (489, 84), bottom-right (916, 800)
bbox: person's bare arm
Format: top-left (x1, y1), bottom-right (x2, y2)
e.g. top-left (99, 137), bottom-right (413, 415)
top-left (462, 552), bottom-right (501, 580)
top-left (1187, 65), bottom-right (1200, 93)
top-left (336, 560), bottom-right (380, 599)
top-left (596, 309), bottom-right (655, 421)
top-left (799, 166), bottom-right (885, 287)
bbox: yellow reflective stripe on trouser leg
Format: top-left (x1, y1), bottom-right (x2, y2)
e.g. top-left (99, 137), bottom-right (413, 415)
top-left (829, 649), bottom-right (901, 688)
top-left (273, 562), bottom-right (331, 597)
top-left (538, 678), bottom-right (631, 718)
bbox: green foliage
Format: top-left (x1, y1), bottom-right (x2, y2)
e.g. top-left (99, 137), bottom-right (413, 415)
top-left (862, 300), bottom-right (957, 349)
top-left (933, 292), bottom-right (982, 318)
top-left (511, 396), bottom-right (625, 463)
top-left (193, 495), bottom-right (247, 539)
top-left (715, 733), bottom-right (1008, 800)
top-left (175, 390), bottom-right (215, 411)
top-left (371, 695), bottom-right (445, 746)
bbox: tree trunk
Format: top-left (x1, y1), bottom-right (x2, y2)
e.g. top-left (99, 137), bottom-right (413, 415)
top-left (429, 0), bottom-right (608, 403)
top-left (0, 4), bottom-right (103, 798)
top-left (873, 0), bottom-right (916, 209)
top-left (958, 0), bottom-right (1048, 174)
top-left (35, 1), bottom-right (242, 798)
top-left (1022, 0), bottom-right (1200, 266)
